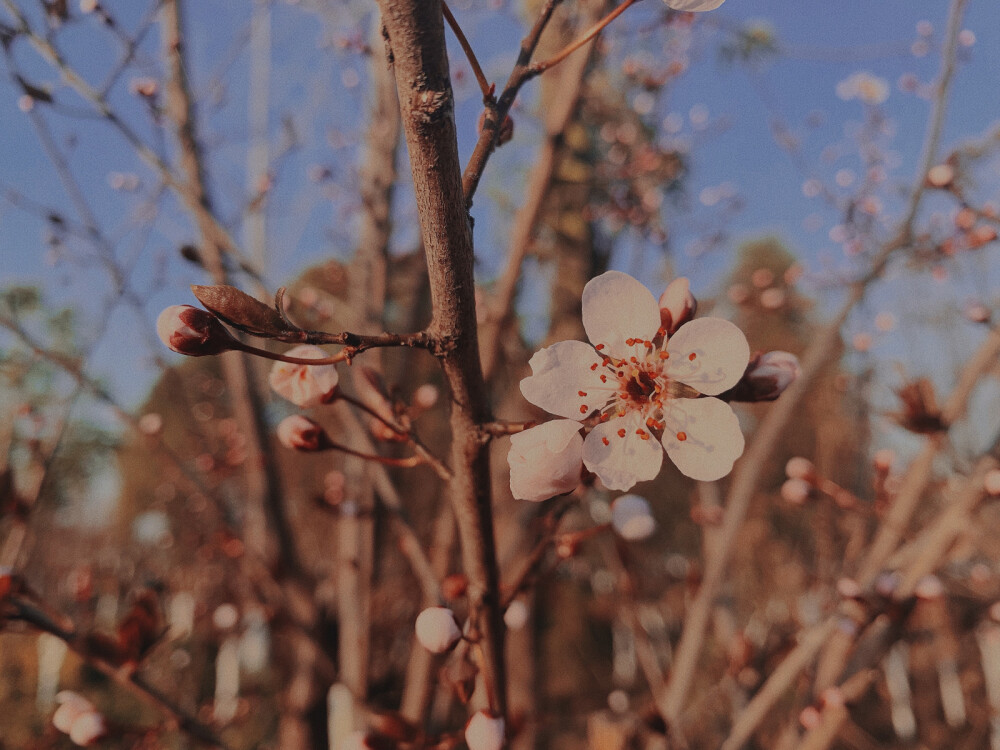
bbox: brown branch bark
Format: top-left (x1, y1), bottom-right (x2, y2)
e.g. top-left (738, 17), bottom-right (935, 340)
top-left (375, 0), bottom-right (507, 716)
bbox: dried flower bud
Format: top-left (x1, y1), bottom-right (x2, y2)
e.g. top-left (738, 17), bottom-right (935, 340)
top-left (610, 494), bottom-right (657, 541)
top-left (269, 345), bottom-right (339, 408)
top-left (658, 277), bottom-right (697, 335)
top-left (781, 478), bottom-right (812, 505)
top-left (277, 415), bottom-right (325, 451)
top-left (414, 607), bottom-right (461, 654)
top-left (465, 711), bottom-right (505, 750)
top-left (477, 111), bottom-right (514, 146)
top-left (441, 574), bottom-right (469, 601)
top-left (785, 457), bottom-right (815, 481)
top-left (157, 305), bottom-right (237, 357)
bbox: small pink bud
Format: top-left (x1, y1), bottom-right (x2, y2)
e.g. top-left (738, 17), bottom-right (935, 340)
top-left (504, 600), bottom-right (530, 631)
top-left (926, 163), bottom-right (955, 188)
top-left (465, 710), bottom-right (505, 750)
top-left (963, 301), bottom-right (990, 324)
top-left (820, 687), bottom-right (845, 709)
top-left (781, 478), bottom-right (811, 505)
top-left (799, 705), bottom-right (821, 729)
top-left (785, 457), bottom-right (815, 481)
top-left (53, 692), bottom-right (95, 733)
top-left (414, 607), bottom-right (461, 654)
top-left (68, 712), bottom-right (107, 746)
top-left (836, 577), bottom-right (862, 599)
top-left (477, 111), bottom-right (515, 146)
top-left (658, 277), bottom-right (697, 335)
top-left (269, 345), bottom-right (339, 408)
top-left (610, 494), bottom-right (657, 541)
top-left (726, 351), bottom-right (801, 402)
top-left (277, 415), bottom-right (325, 451)
top-left (914, 575), bottom-right (945, 600)
top-left (873, 449), bottom-right (895, 473)
top-left (759, 288), bottom-right (786, 310)
top-left (984, 469), bottom-right (1000, 496)
top-left (157, 305), bottom-right (237, 356)
top-left (750, 268), bottom-right (774, 288)
top-left (413, 383), bottom-right (439, 410)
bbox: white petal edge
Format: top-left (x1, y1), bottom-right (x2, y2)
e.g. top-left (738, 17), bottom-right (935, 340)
top-left (582, 412), bottom-right (663, 491)
top-left (661, 397), bottom-right (744, 481)
top-left (665, 317), bottom-right (750, 395)
top-left (520, 340), bottom-right (611, 420)
top-left (581, 271), bottom-right (661, 360)
top-left (663, 0), bottom-right (725, 11)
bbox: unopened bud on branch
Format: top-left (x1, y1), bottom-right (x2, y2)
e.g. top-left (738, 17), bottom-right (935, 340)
top-left (465, 711), bottom-right (506, 750)
top-left (658, 277), bottom-right (697, 335)
top-left (722, 350), bottom-right (801, 402)
top-left (269, 345), bottom-right (340, 408)
top-left (277, 415), bottom-right (326, 451)
top-left (414, 607), bottom-right (462, 654)
top-left (157, 305), bottom-right (237, 357)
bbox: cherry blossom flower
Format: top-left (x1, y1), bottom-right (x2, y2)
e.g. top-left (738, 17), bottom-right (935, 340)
top-left (519, 271), bottom-right (749, 490)
top-left (269, 345), bottom-right (339, 407)
top-left (507, 419), bottom-right (584, 502)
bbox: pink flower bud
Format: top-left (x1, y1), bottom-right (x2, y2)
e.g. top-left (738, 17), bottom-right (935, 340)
top-left (610, 494), bottom-right (657, 541)
top-left (658, 277), bottom-right (697, 335)
top-left (964, 301), bottom-right (990, 324)
top-left (785, 457), bottom-right (815, 481)
top-left (465, 711), bottom-right (505, 750)
top-left (413, 384), bottom-right (439, 410)
top-left (984, 469), bottom-right (1000, 496)
top-left (277, 415), bottom-right (325, 451)
top-left (725, 351), bottom-right (801, 403)
top-left (504, 600), bottom-right (530, 631)
top-left (781, 478), bottom-right (811, 505)
top-left (156, 305), bottom-right (236, 357)
top-left (68, 711), bottom-right (107, 746)
top-left (799, 705), bottom-right (821, 729)
top-left (414, 607), bottom-right (461, 654)
top-left (269, 345), bottom-right (339, 407)
top-left (926, 163), bottom-right (955, 188)
top-left (914, 575), bottom-right (945, 600)
top-left (836, 577), bottom-right (862, 599)
top-left (873, 449), bottom-right (895, 473)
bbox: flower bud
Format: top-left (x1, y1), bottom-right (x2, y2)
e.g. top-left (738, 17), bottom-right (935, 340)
top-left (68, 711), bottom-right (107, 746)
top-left (477, 111), bottom-right (515, 146)
top-left (873, 449), bottom-right (895, 473)
top-left (157, 305), bottom-right (236, 357)
top-left (610, 494), bottom-right (657, 541)
top-left (277, 415), bottom-right (325, 451)
top-left (465, 711), bottom-right (505, 750)
top-left (926, 163), bottom-right (955, 188)
top-left (508, 420), bottom-right (584, 502)
top-left (658, 277), bottom-right (697, 335)
top-left (413, 383), bottom-right (439, 410)
top-left (984, 469), bottom-right (1000, 496)
top-left (724, 351), bottom-right (800, 402)
top-left (504, 600), bottom-right (530, 631)
top-left (785, 457), bottom-right (815, 481)
top-left (269, 345), bottom-right (339, 407)
top-left (414, 607), bottom-right (461, 654)
top-left (781, 478), bottom-right (811, 505)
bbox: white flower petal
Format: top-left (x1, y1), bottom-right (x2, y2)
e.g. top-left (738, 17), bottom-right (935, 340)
top-left (581, 271), bottom-right (661, 360)
top-left (663, 0), bottom-right (725, 11)
top-left (520, 340), bottom-right (611, 419)
top-left (665, 317), bottom-right (750, 395)
top-left (508, 420), bottom-right (584, 502)
top-left (661, 397), bottom-right (744, 481)
top-left (582, 412), bottom-right (663, 491)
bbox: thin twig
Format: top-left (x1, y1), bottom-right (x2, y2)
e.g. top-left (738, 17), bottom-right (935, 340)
top-left (442, 0), bottom-right (492, 99)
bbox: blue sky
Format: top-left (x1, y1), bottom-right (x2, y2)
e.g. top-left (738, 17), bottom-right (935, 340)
top-left (1, 0), bottom-right (998, 418)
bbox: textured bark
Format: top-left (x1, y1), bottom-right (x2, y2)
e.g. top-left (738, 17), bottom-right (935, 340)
top-left (375, 0), bottom-right (507, 715)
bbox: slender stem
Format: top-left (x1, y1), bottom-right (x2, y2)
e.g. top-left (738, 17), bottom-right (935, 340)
top-left (233, 340), bottom-right (349, 365)
top-left (322, 439), bottom-right (426, 469)
top-left (442, 0), bottom-right (492, 99)
top-left (530, 0), bottom-right (637, 75)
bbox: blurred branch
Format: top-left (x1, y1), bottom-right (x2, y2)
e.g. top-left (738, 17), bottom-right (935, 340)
top-left (479, 0), bottom-right (600, 381)
top-left (658, 0), bottom-right (969, 729)
top-left (7, 595), bottom-right (233, 750)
